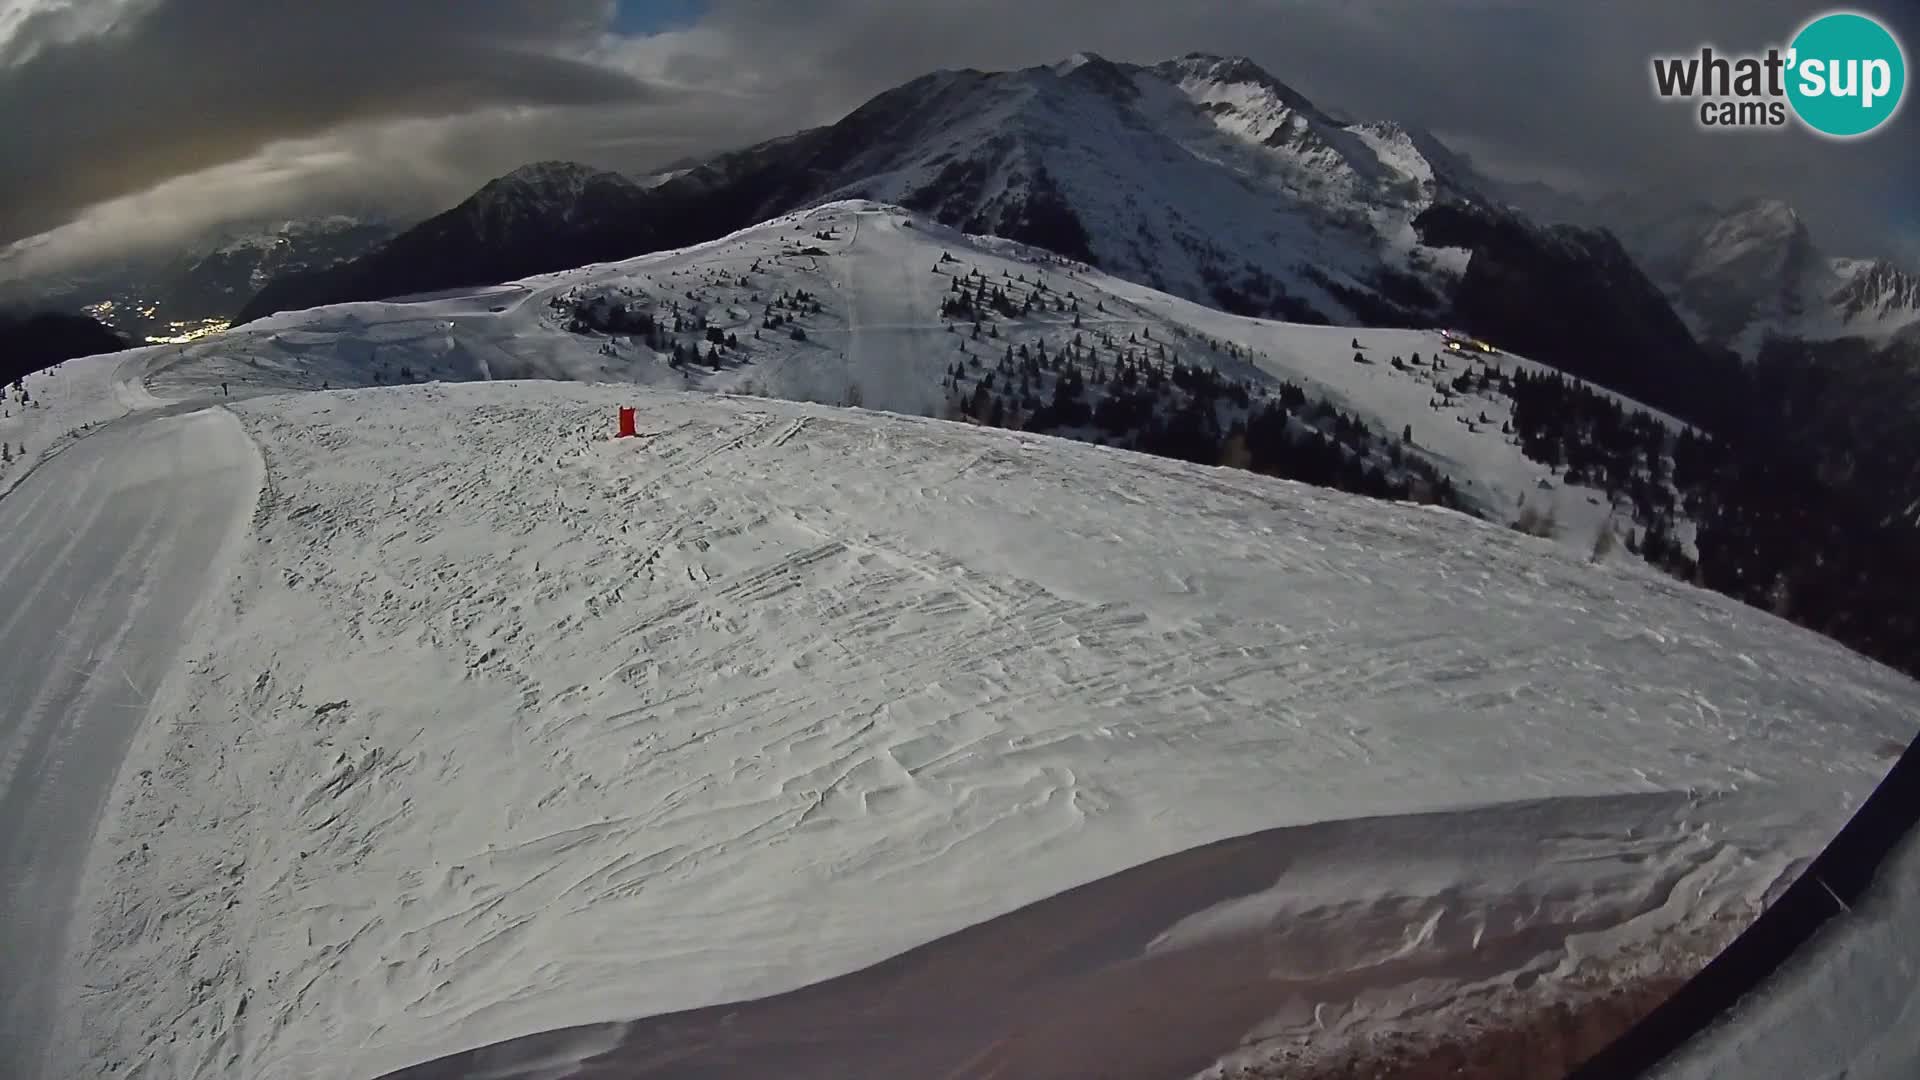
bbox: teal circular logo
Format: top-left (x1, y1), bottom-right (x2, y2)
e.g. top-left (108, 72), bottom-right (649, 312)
top-left (1787, 11), bottom-right (1907, 137)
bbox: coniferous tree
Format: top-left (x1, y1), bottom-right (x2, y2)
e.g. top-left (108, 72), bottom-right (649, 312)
top-left (969, 380), bottom-right (993, 417)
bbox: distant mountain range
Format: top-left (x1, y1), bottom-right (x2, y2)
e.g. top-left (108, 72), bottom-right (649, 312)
top-left (1497, 184), bottom-right (1920, 356)
top-left (0, 216), bottom-right (399, 340)
top-left (213, 51), bottom-right (1920, 677)
top-left (232, 52), bottom-right (1734, 427)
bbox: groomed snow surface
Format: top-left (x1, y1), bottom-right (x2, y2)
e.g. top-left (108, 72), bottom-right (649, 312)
top-left (0, 398), bottom-right (260, 1076)
top-left (1, 202), bottom-right (1915, 1079)
top-left (43, 382), bottom-right (1919, 1080)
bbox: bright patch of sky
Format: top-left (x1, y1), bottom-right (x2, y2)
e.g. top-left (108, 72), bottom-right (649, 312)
top-left (610, 0), bottom-right (708, 37)
top-left (0, 0), bottom-right (155, 65)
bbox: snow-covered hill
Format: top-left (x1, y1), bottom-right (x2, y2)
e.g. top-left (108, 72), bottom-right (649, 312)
top-left (37, 367), bottom-right (1918, 1080)
top-left (3, 201), bottom-right (1913, 1078)
top-left (171, 201), bottom-right (1672, 556)
top-left (0, 341), bottom-right (157, 500)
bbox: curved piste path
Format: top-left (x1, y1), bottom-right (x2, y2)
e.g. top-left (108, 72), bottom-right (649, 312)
top-left (0, 404), bottom-right (260, 1079)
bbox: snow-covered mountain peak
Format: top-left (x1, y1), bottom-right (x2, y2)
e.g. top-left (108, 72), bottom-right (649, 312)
top-left (207, 214), bottom-right (383, 257)
top-left (819, 55), bottom-right (1462, 321)
top-left (1728, 196), bottom-right (1801, 229)
top-left (1050, 50), bottom-right (1108, 75)
top-left (1685, 197), bottom-right (1811, 282)
top-left (1154, 54), bottom-right (1334, 151)
top-left (498, 159), bottom-right (623, 186)
top-left (1828, 257), bottom-right (1920, 332)
top-left (1139, 56), bottom-right (1477, 205)
top-left (1498, 183), bottom-right (1918, 353)
top-left (1046, 49), bottom-right (1139, 100)
top-left (1158, 52), bottom-right (1327, 120)
top-left (483, 161), bottom-right (635, 206)
top-left (1657, 196), bottom-right (1920, 349)
top-left (466, 160), bottom-right (645, 231)
top-left (1348, 120), bottom-right (1479, 191)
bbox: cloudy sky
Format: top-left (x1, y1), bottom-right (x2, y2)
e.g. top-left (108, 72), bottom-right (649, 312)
top-left (1, 0), bottom-right (1915, 275)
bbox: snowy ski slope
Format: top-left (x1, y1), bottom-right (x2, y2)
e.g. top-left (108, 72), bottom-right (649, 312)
top-left (3, 201), bottom-right (1915, 1078)
top-left (0, 403), bottom-right (259, 1079)
top-left (38, 373), bottom-right (1917, 1079)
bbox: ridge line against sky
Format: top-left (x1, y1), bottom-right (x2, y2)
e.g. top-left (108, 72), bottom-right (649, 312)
top-left (1, 0), bottom-right (1915, 276)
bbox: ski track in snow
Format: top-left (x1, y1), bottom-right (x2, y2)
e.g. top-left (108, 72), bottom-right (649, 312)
top-left (4, 201), bottom-right (1914, 1079)
top-left (48, 376), bottom-right (1920, 1080)
top-left (0, 402), bottom-right (261, 1079)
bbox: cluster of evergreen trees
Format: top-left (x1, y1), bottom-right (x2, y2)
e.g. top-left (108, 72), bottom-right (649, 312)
top-left (940, 264), bottom-right (1071, 321)
top-left (1237, 395), bottom-right (1462, 506)
top-left (556, 272), bottom-right (844, 371)
top-left (1676, 341), bottom-right (1919, 676)
top-left (557, 286), bottom-right (776, 372)
top-left (941, 317), bottom-right (1463, 511)
top-left (929, 259), bottom-right (1466, 509)
top-left (1502, 368), bottom-right (1689, 560)
top-left (557, 291), bottom-right (659, 339)
top-left (1484, 348), bottom-right (1920, 679)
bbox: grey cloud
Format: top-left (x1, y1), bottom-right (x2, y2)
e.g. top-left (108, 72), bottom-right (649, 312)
top-left (0, 0), bottom-right (663, 246)
top-left (0, 100), bottom-right (740, 278)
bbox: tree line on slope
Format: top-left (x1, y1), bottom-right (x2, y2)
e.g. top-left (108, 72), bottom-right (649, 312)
top-left (1482, 348), bottom-right (1920, 680)
top-left (933, 266), bottom-right (1466, 512)
top-left (548, 243), bottom-right (1920, 681)
top-left (1679, 339), bottom-right (1920, 677)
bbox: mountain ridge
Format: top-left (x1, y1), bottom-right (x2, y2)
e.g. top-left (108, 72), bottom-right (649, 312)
top-left (1495, 184), bottom-right (1920, 354)
top-left (0, 310), bottom-right (128, 384)
top-left (0, 216), bottom-right (399, 339)
top-left (234, 52), bottom-right (1723, 429)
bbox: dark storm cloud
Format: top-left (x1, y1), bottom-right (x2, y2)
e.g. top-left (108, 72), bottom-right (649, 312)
top-left (0, 0), bottom-right (661, 247)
